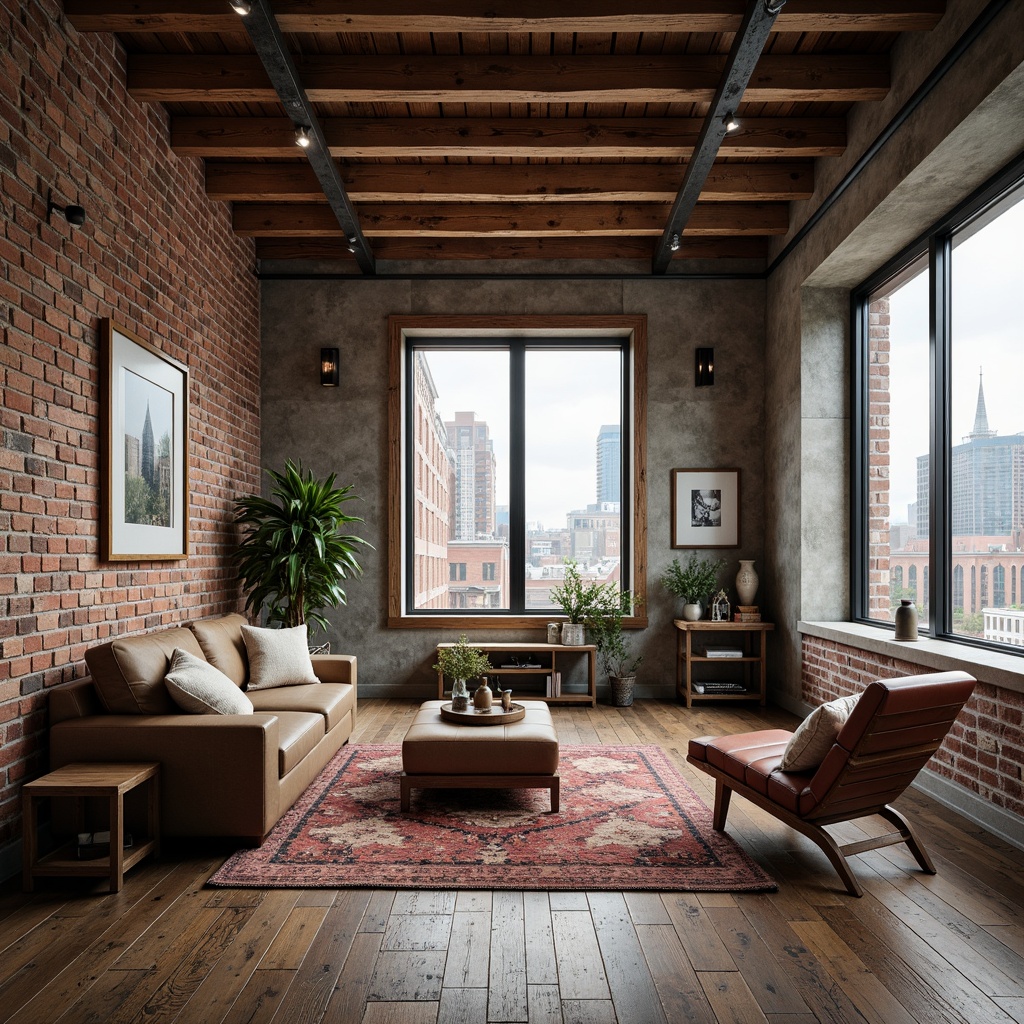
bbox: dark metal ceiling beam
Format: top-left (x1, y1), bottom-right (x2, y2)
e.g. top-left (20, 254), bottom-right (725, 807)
top-left (652, 0), bottom-right (785, 274)
top-left (237, 0), bottom-right (374, 274)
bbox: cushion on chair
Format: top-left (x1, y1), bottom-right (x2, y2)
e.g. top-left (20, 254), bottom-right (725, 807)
top-left (779, 694), bottom-right (860, 771)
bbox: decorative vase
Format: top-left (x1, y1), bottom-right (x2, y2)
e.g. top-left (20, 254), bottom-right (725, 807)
top-left (500, 688), bottom-right (513, 712)
top-left (735, 560), bottom-right (759, 606)
top-left (894, 599), bottom-right (919, 641)
top-left (681, 602), bottom-right (702, 622)
top-left (473, 679), bottom-right (493, 710)
top-left (610, 675), bottom-right (635, 707)
top-left (451, 679), bottom-right (469, 712)
top-left (561, 622), bottom-right (585, 646)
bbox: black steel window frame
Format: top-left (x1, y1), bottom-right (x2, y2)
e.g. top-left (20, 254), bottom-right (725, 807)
top-left (403, 335), bottom-right (631, 617)
top-left (851, 152), bottom-right (1024, 651)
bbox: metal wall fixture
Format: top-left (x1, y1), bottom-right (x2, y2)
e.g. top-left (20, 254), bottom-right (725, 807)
top-left (695, 347), bottom-right (715, 387)
top-left (320, 348), bottom-right (340, 387)
top-left (46, 188), bottom-right (86, 227)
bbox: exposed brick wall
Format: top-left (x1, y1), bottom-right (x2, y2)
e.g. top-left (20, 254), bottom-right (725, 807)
top-left (802, 636), bottom-right (1024, 821)
top-left (0, 2), bottom-right (261, 850)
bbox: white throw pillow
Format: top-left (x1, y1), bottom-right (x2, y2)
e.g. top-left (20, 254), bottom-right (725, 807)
top-left (779, 693), bottom-right (861, 772)
top-left (165, 648), bottom-right (254, 716)
top-left (241, 624), bottom-right (321, 690)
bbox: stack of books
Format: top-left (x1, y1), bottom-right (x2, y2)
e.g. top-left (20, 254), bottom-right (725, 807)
top-left (545, 672), bottom-right (562, 697)
top-left (701, 646), bottom-right (743, 659)
top-left (693, 681), bottom-right (748, 694)
top-left (734, 605), bottom-right (762, 622)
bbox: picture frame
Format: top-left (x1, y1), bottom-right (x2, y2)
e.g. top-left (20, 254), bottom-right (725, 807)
top-left (100, 318), bottom-right (189, 561)
top-left (670, 468), bottom-right (740, 548)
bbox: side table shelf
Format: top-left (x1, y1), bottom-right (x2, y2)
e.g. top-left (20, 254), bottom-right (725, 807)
top-left (22, 762), bottom-right (160, 893)
top-left (673, 620), bottom-right (774, 708)
top-left (436, 642), bottom-right (597, 707)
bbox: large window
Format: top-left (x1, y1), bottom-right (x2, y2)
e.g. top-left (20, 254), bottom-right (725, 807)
top-left (388, 316), bottom-right (647, 627)
top-left (854, 158), bottom-right (1024, 650)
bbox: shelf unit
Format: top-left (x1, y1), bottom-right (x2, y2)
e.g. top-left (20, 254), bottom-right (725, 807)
top-left (435, 642), bottom-right (597, 707)
top-left (673, 620), bottom-right (774, 708)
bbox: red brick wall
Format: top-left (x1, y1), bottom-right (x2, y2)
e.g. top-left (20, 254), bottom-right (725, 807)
top-left (0, 2), bottom-right (261, 850)
top-left (802, 636), bottom-right (1024, 820)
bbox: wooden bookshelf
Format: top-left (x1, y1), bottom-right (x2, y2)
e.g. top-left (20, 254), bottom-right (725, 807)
top-left (672, 620), bottom-right (774, 708)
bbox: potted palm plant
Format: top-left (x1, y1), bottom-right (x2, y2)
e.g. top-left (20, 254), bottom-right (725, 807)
top-left (660, 553), bottom-right (725, 621)
top-left (588, 589), bottom-right (643, 707)
top-left (233, 460), bottom-right (370, 635)
top-left (548, 560), bottom-right (612, 645)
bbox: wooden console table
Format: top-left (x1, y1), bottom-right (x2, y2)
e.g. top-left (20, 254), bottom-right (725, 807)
top-left (435, 642), bottom-right (597, 707)
top-left (22, 762), bottom-right (160, 893)
top-left (673, 620), bottom-right (774, 708)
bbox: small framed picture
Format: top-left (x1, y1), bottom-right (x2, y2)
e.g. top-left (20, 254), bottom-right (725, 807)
top-left (670, 468), bottom-right (740, 548)
top-left (101, 318), bottom-right (189, 561)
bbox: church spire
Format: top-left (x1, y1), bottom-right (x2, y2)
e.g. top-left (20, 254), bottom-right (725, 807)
top-left (968, 368), bottom-right (996, 441)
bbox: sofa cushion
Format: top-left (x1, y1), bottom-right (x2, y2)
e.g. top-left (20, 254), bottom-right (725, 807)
top-left (189, 613), bottom-right (249, 687)
top-left (242, 624), bottom-right (320, 690)
top-left (779, 694), bottom-right (861, 772)
top-left (165, 648), bottom-right (255, 716)
top-left (248, 682), bottom-right (354, 732)
top-left (274, 711), bottom-right (326, 776)
top-left (85, 627), bottom-right (205, 715)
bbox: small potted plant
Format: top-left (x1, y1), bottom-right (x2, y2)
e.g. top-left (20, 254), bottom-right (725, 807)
top-left (660, 553), bottom-right (725, 621)
top-left (434, 635), bottom-right (493, 710)
top-left (588, 589), bottom-right (643, 707)
top-left (548, 560), bottom-right (612, 645)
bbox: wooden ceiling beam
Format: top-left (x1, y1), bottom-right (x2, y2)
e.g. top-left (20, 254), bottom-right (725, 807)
top-left (205, 160), bottom-right (815, 203)
top-left (129, 53), bottom-right (889, 104)
top-left (254, 235), bottom-right (770, 261)
top-left (66, 1), bottom-right (945, 35)
top-left (233, 201), bottom-right (789, 236)
top-left (173, 116), bottom-right (846, 158)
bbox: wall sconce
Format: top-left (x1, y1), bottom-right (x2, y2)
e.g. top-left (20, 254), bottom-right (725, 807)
top-left (46, 188), bottom-right (86, 227)
top-left (695, 347), bottom-right (715, 387)
top-left (320, 348), bottom-right (339, 387)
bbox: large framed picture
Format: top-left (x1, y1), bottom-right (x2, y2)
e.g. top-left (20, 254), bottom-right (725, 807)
top-left (670, 468), bottom-right (740, 548)
top-left (101, 318), bottom-right (189, 561)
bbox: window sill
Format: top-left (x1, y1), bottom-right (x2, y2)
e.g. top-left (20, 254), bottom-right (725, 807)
top-left (388, 615), bottom-right (649, 630)
top-left (798, 620), bottom-right (1024, 696)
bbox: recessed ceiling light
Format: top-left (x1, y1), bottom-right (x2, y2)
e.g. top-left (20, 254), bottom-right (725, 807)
top-left (295, 125), bottom-right (311, 149)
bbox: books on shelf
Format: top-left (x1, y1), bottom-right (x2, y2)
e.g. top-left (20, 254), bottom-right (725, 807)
top-left (733, 612), bottom-right (762, 622)
top-left (701, 646), bottom-right (743, 658)
top-left (693, 682), bottom-right (748, 694)
top-left (545, 672), bottom-right (562, 697)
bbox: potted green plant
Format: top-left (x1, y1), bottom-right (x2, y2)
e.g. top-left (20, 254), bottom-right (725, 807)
top-left (434, 635), bottom-right (494, 709)
top-left (588, 589), bottom-right (643, 707)
top-left (660, 553), bottom-right (725, 621)
top-left (548, 560), bottom-right (613, 645)
top-left (233, 460), bottom-right (370, 635)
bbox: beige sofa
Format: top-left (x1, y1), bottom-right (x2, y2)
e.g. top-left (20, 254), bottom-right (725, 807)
top-left (48, 614), bottom-right (356, 844)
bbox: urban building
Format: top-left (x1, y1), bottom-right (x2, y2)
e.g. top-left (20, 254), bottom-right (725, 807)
top-left (595, 423), bottom-right (621, 503)
top-left (445, 411), bottom-right (497, 541)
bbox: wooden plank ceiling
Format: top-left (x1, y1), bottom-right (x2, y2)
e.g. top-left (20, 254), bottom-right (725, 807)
top-left (65, 1), bottom-right (946, 271)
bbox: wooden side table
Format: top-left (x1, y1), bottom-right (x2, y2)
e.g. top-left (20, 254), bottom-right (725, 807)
top-left (22, 762), bottom-right (160, 893)
top-left (673, 620), bottom-right (775, 708)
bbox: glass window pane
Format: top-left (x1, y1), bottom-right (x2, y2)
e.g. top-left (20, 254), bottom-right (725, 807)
top-left (411, 348), bottom-right (510, 610)
top-left (950, 188), bottom-right (1024, 644)
top-left (866, 257), bottom-right (930, 629)
top-left (524, 348), bottom-right (622, 609)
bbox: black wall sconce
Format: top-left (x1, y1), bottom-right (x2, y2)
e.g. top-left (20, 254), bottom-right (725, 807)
top-left (320, 347), bottom-right (339, 387)
top-left (46, 188), bottom-right (86, 227)
top-left (695, 347), bottom-right (715, 387)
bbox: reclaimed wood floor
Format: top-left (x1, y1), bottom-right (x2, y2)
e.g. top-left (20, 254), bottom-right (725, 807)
top-left (2, 697), bottom-right (1023, 1024)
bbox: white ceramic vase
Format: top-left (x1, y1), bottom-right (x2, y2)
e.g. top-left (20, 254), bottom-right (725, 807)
top-left (735, 560), bottom-right (759, 606)
top-left (681, 602), bottom-right (702, 622)
top-left (561, 622), bottom-right (586, 646)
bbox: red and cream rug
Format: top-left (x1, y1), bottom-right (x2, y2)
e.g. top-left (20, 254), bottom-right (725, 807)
top-left (208, 744), bottom-right (775, 891)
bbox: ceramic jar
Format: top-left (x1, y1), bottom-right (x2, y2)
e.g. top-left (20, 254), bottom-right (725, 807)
top-left (473, 679), bottom-right (493, 710)
top-left (894, 599), bottom-right (919, 641)
top-left (735, 560), bottom-right (759, 606)
top-left (681, 602), bottom-right (702, 622)
top-left (561, 622), bottom-right (586, 646)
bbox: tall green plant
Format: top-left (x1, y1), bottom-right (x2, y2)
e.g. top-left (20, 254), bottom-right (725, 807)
top-left (588, 589), bottom-right (643, 679)
top-left (233, 460), bottom-right (370, 634)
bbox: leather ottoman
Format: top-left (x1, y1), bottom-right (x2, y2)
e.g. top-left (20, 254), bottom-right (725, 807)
top-left (400, 700), bottom-right (560, 811)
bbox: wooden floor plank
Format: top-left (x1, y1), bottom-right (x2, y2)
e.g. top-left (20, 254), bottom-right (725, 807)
top-left (319, 930), bottom-right (383, 1024)
top-left (527, 984), bottom-right (563, 1024)
top-left (442, 910), bottom-right (490, 988)
top-left (524, 891), bottom-right (557, 986)
top-left (699, 970), bottom-right (772, 1024)
top-left (660, 892), bottom-right (737, 972)
top-left (436, 986), bottom-right (489, 1024)
top-left (636, 922), bottom-right (718, 1024)
top-left (551, 909), bottom-right (609, 1000)
top-left (488, 890), bottom-right (527, 1023)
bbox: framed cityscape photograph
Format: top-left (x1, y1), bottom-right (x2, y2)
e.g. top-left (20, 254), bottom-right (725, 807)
top-left (671, 468), bottom-right (740, 548)
top-left (100, 318), bottom-right (189, 560)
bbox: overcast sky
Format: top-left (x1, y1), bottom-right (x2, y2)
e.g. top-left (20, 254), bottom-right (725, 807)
top-left (887, 192), bottom-right (1024, 521)
top-left (423, 348), bottom-right (621, 530)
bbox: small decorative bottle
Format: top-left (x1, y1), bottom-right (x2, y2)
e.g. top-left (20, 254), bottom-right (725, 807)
top-left (473, 677), bottom-right (493, 710)
top-left (451, 679), bottom-right (470, 712)
top-left (893, 599), bottom-right (919, 641)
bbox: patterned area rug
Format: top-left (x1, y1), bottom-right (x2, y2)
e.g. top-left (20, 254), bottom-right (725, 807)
top-left (208, 744), bottom-right (775, 891)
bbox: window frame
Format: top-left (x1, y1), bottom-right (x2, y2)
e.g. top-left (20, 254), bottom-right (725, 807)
top-left (852, 153), bottom-right (1024, 653)
top-left (388, 314), bottom-right (648, 629)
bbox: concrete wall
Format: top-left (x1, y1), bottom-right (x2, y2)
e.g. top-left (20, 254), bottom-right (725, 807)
top-left (764, 0), bottom-right (1024, 707)
top-left (261, 277), bottom-right (766, 698)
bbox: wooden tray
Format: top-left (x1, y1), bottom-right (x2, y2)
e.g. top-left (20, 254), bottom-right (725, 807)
top-left (439, 702), bottom-right (526, 726)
